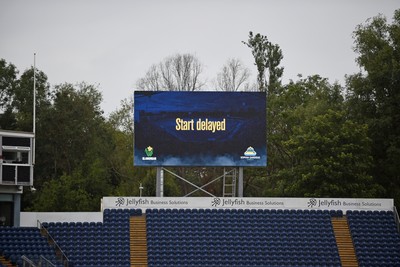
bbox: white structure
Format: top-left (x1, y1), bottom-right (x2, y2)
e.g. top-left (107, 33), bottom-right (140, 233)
top-left (18, 197), bottom-right (397, 228)
top-left (0, 130), bottom-right (35, 226)
top-left (101, 196), bottom-right (394, 213)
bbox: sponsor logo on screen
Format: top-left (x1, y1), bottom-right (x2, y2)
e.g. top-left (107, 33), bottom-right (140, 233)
top-left (240, 146), bottom-right (261, 160)
top-left (142, 146), bottom-right (157, 161)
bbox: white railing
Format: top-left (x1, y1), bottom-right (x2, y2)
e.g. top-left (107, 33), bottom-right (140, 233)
top-left (37, 220), bottom-right (70, 267)
top-left (38, 256), bottom-right (56, 267)
top-left (21, 255), bottom-right (36, 267)
top-left (394, 206), bottom-right (400, 234)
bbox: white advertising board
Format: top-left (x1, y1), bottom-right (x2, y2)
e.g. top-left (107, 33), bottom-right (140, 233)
top-left (101, 197), bottom-right (393, 212)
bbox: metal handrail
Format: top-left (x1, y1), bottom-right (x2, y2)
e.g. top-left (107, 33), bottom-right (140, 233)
top-left (21, 255), bottom-right (37, 267)
top-left (39, 255), bottom-right (56, 267)
top-left (394, 206), bottom-right (400, 234)
top-left (37, 220), bottom-right (70, 267)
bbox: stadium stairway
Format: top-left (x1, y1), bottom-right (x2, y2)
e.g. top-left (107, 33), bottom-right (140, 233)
top-left (0, 226), bottom-right (62, 267)
top-left (130, 215), bottom-right (148, 267)
top-left (332, 216), bottom-right (359, 267)
top-left (0, 255), bottom-right (13, 267)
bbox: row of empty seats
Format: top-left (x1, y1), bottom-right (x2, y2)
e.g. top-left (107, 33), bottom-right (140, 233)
top-left (0, 227), bottom-right (62, 267)
top-left (347, 210), bottom-right (400, 267)
top-left (146, 208), bottom-right (342, 267)
top-left (1, 208), bottom-right (399, 267)
top-left (40, 208), bottom-right (143, 267)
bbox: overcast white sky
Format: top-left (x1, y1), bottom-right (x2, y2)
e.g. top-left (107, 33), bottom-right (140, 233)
top-left (1, 0), bottom-right (398, 115)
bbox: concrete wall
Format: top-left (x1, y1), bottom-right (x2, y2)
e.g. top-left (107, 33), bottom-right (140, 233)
top-left (20, 212), bottom-right (103, 227)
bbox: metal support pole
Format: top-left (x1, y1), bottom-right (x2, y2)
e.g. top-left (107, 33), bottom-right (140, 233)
top-left (238, 167), bottom-right (243, 197)
top-left (156, 167), bottom-right (164, 197)
top-left (139, 183), bottom-right (143, 197)
top-left (163, 168), bottom-right (215, 197)
top-left (33, 53), bottom-right (36, 166)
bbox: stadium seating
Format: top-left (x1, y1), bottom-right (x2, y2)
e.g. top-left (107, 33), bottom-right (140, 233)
top-left (2, 208), bottom-right (400, 267)
top-left (0, 226), bottom-right (61, 267)
top-left (347, 210), bottom-right (400, 267)
top-left (41, 208), bottom-right (142, 267)
top-left (146, 208), bottom-right (342, 267)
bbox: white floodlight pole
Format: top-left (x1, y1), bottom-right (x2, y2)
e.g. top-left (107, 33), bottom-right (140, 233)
top-left (139, 183), bottom-right (144, 197)
top-left (33, 53), bottom-right (36, 166)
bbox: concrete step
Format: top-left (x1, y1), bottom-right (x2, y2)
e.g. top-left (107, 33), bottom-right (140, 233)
top-left (130, 215), bottom-right (148, 267)
top-left (331, 216), bottom-right (358, 267)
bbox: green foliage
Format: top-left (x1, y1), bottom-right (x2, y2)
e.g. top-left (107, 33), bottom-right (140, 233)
top-left (282, 110), bottom-right (380, 197)
top-left (32, 174), bottom-right (93, 212)
top-left (21, 82), bottom-right (116, 211)
top-left (0, 59), bottom-right (18, 110)
top-left (243, 31), bottom-right (284, 93)
top-left (346, 9), bottom-right (400, 206)
top-left (242, 31), bottom-right (284, 196)
top-left (3, 9), bottom-right (400, 211)
top-left (243, 168), bottom-right (268, 197)
top-left (32, 156), bottom-right (113, 212)
top-left (263, 74), bottom-right (383, 198)
top-left (14, 67), bottom-right (51, 132)
top-left (35, 82), bottom-right (105, 178)
top-left (108, 98), bottom-right (133, 134)
top-left (267, 76), bottom-right (342, 176)
top-left (0, 59), bottom-right (18, 129)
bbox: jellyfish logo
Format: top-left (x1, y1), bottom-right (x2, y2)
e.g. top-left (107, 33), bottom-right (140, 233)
top-left (308, 198), bottom-right (317, 208)
top-left (211, 198), bottom-right (221, 207)
top-left (116, 197), bottom-right (125, 207)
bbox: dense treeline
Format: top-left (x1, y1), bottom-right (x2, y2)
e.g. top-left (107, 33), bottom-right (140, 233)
top-left (0, 10), bottom-right (399, 210)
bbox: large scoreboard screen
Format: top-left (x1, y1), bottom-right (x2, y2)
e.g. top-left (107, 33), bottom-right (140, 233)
top-left (134, 91), bottom-right (267, 167)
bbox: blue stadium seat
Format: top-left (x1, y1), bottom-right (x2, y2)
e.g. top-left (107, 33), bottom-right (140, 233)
top-left (348, 209), bottom-right (400, 267)
top-left (143, 208), bottom-right (342, 267)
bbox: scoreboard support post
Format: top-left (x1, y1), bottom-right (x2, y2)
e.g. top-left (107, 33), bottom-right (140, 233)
top-left (238, 167), bottom-right (243, 197)
top-left (155, 167), bottom-right (244, 198)
top-left (156, 167), bottom-right (164, 197)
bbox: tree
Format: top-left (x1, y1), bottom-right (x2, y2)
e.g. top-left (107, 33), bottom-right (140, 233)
top-left (242, 32), bottom-right (285, 197)
top-left (346, 9), bottom-right (400, 206)
top-left (108, 97), bottom-right (182, 197)
top-left (261, 75), bottom-right (383, 198)
top-left (32, 157), bottom-right (113, 212)
top-left (0, 60), bottom-right (51, 131)
top-left (243, 32), bottom-right (284, 94)
top-left (34, 82), bottom-right (107, 179)
top-left (108, 98), bottom-right (134, 134)
top-left (13, 67), bottom-right (51, 132)
top-left (0, 59), bottom-right (18, 129)
top-left (215, 58), bottom-right (252, 91)
top-left (26, 82), bottom-right (118, 211)
top-left (280, 110), bottom-right (381, 197)
top-left (0, 59), bottom-right (17, 111)
top-left (107, 97), bottom-right (137, 195)
top-left (136, 53), bottom-right (205, 91)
